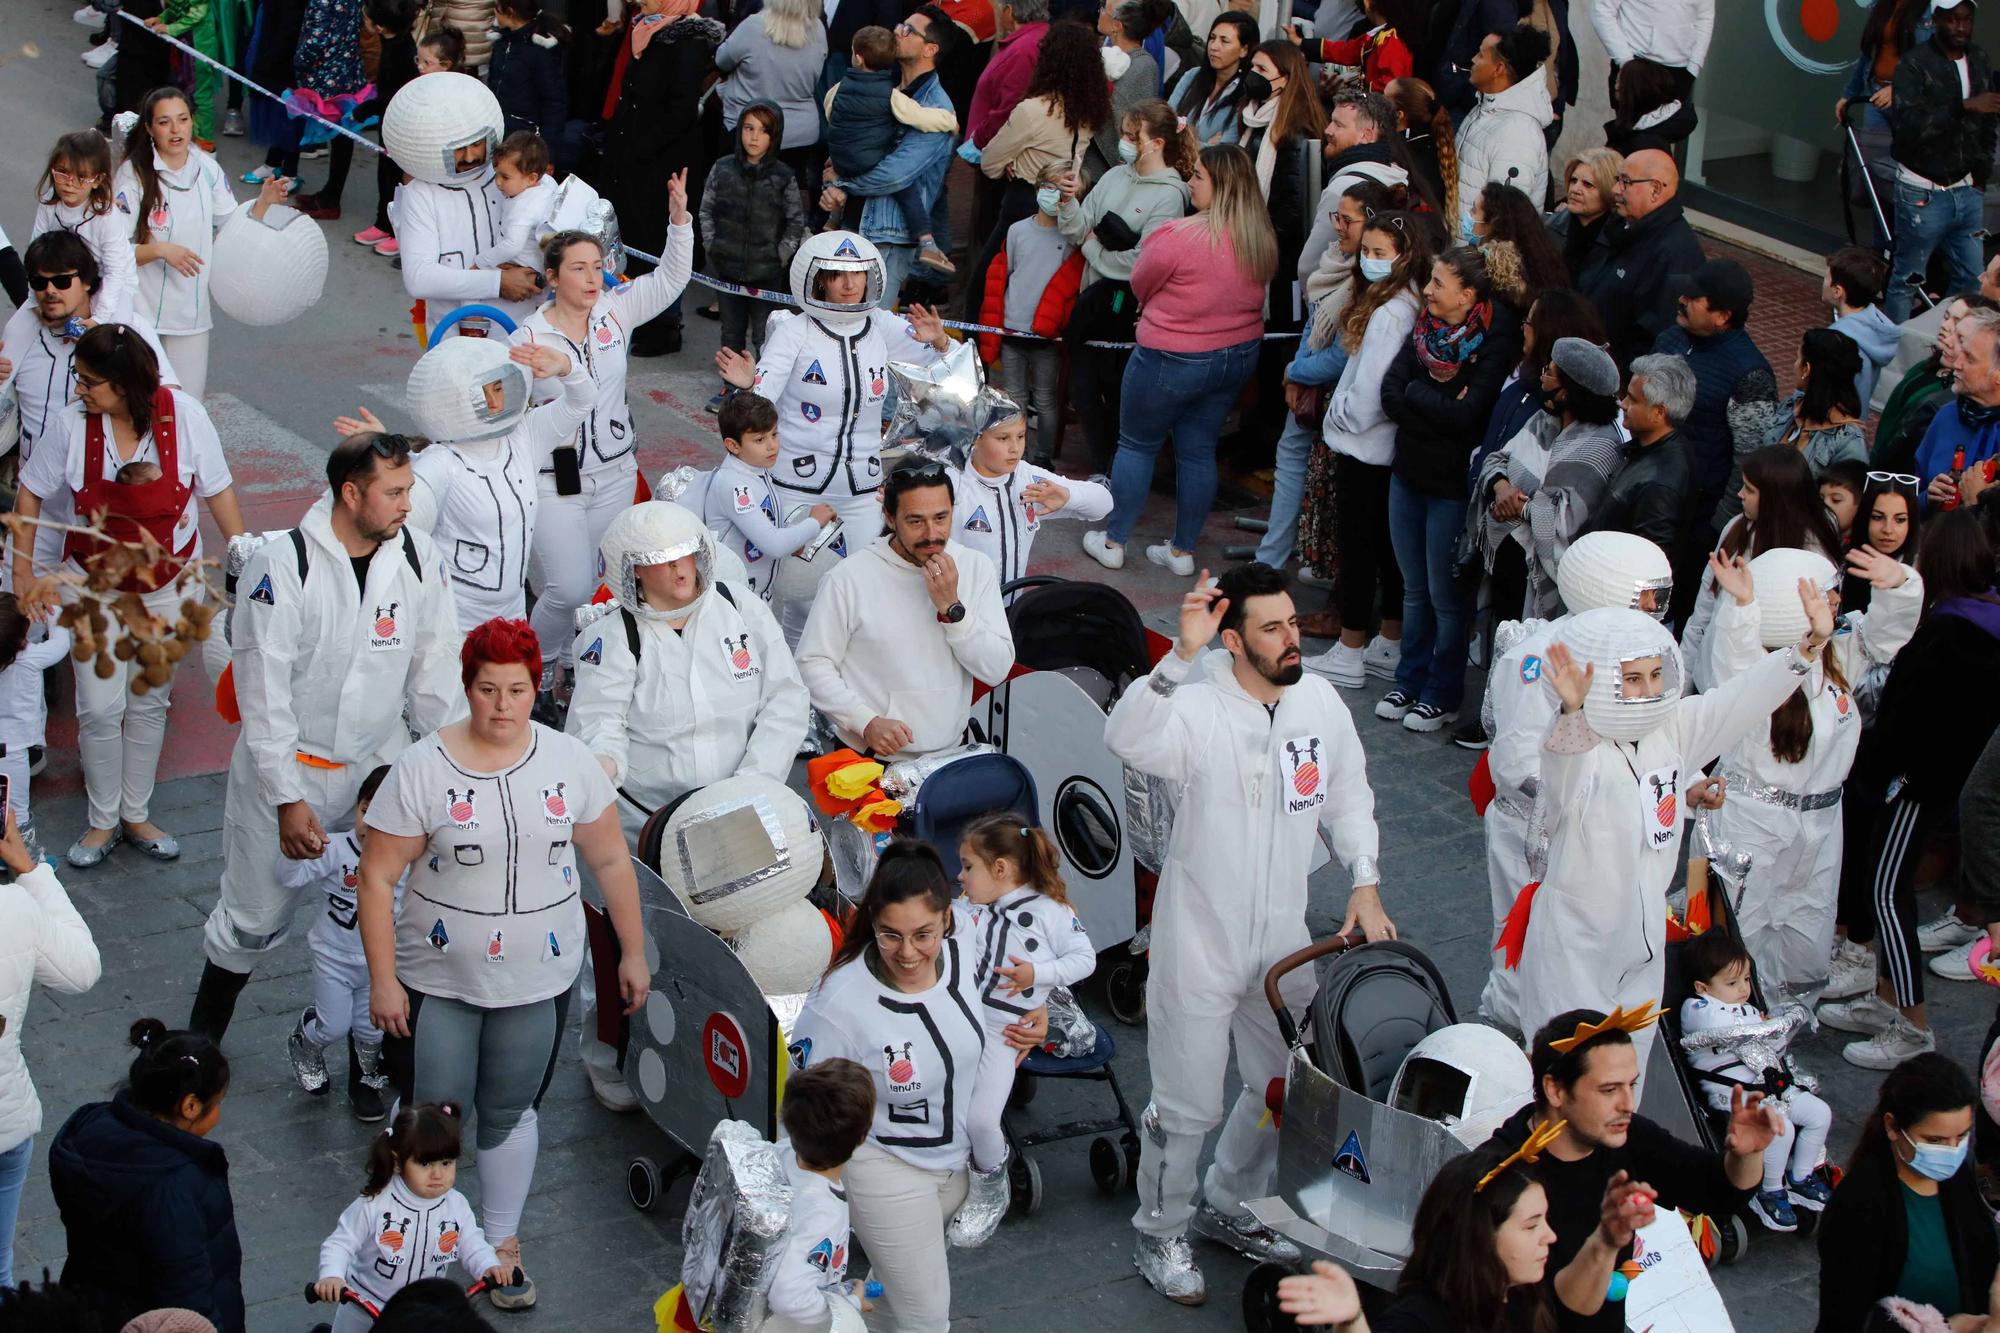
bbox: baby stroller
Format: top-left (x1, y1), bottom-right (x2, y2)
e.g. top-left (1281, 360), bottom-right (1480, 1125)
top-left (979, 575), bottom-right (1175, 1024)
top-left (1237, 935), bottom-right (1464, 1331)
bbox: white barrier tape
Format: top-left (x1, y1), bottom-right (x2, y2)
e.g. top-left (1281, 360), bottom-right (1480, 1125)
top-left (119, 14), bottom-right (1305, 354)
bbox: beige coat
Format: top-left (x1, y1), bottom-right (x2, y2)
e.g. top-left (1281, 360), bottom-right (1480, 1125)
top-left (981, 94), bottom-right (1088, 185)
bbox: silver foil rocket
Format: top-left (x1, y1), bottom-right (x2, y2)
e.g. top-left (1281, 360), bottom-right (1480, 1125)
top-left (681, 1119), bottom-right (792, 1333)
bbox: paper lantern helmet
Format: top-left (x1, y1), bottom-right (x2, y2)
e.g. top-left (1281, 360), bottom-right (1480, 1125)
top-left (1554, 530), bottom-right (1674, 621)
top-left (1554, 606), bottom-right (1684, 742)
top-left (1749, 547), bottom-right (1838, 649)
top-left (404, 336), bottom-right (532, 443)
top-left (382, 72), bottom-right (504, 186)
top-left (656, 773), bottom-right (824, 937)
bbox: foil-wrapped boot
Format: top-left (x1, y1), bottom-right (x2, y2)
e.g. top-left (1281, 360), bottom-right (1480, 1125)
top-left (946, 1148), bottom-right (1010, 1247)
top-left (1133, 1233), bottom-right (1205, 1305)
top-left (351, 1036), bottom-right (390, 1123)
top-left (1191, 1199), bottom-right (1301, 1263)
top-left (288, 1009), bottom-right (330, 1094)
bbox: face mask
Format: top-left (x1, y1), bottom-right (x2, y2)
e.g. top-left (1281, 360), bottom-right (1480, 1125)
top-left (1460, 214), bottom-right (1479, 245)
top-left (1238, 70), bottom-right (1273, 103)
top-left (1036, 186), bottom-right (1062, 216)
top-left (1537, 387), bottom-right (1565, 415)
top-left (1902, 1130), bottom-right (1970, 1182)
top-left (1119, 139), bottom-right (1140, 165)
top-left (1358, 254), bottom-right (1394, 282)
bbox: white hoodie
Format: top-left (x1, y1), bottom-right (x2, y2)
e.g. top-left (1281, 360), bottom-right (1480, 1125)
top-left (1456, 74), bottom-right (1555, 237)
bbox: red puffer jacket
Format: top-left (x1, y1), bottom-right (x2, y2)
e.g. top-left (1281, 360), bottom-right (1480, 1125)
top-left (976, 245), bottom-right (1084, 363)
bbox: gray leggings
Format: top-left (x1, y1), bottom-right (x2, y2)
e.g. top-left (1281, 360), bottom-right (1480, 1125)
top-left (383, 985), bottom-right (570, 1150)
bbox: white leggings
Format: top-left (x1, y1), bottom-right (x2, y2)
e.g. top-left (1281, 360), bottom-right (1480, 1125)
top-left (1703, 1084), bottom-right (1833, 1190)
top-left (842, 1139), bottom-right (968, 1333)
top-left (963, 1020), bottom-right (1022, 1174)
top-left (160, 332), bottom-right (210, 403)
top-left (72, 581), bottom-right (188, 830)
top-left (528, 464), bottom-right (637, 667)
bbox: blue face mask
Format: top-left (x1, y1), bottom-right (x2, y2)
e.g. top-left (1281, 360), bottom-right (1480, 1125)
top-left (1358, 254), bottom-right (1394, 282)
top-left (1119, 139), bottom-right (1140, 165)
top-left (1036, 186), bottom-right (1062, 216)
top-left (1902, 1130), bottom-right (1970, 1182)
top-left (1459, 214), bottom-right (1478, 245)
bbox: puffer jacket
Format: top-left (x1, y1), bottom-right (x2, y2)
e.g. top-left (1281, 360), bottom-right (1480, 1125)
top-left (1893, 36), bottom-right (2000, 189)
top-left (428, 0), bottom-right (496, 70)
top-left (50, 1093), bottom-right (244, 1332)
top-left (977, 236), bottom-right (1084, 360)
top-left (1456, 73), bottom-right (1555, 233)
top-left (0, 864), bottom-right (100, 1153)
top-left (698, 99), bottom-right (808, 287)
top-left (484, 23), bottom-right (567, 140)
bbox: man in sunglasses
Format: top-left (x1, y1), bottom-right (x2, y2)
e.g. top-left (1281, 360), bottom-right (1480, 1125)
top-left (190, 429), bottom-right (466, 1057)
top-left (797, 459), bottom-right (1012, 760)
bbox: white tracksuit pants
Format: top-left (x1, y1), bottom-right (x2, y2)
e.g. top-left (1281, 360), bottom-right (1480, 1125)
top-left (773, 487), bottom-right (882, 648)
top-left (302, 949), bottom-right (380, 1047)
top-left (73, 582), bottom-right (189, 831)
top-left (529, 464), bottom-right (637, 668)
top-left (842, 1139), bottom-right (968, 1333)
top-left (1134, 961), bottom-right (1315, 1238)
top-left (202, 741), bottom-right (370, 971)
top-left (159, 332), bottom-right (210, 403)
top-left (1476, 803), bottom-right (1532, 1030)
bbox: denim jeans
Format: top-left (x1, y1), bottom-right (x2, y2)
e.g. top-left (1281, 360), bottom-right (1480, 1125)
top-left (0, 1135), bottom-right (31, 1286)
top-left (1107, 339), bottom-right (1262, 552)
top-left (1887, 177), bottom-right (1984, 321)
top-left (1255, 412), bottom-right (1319, 568)
top-left (1388, 477), bottom-right (1469, 711)
top-left (879, 243), bottom-right (916, 309)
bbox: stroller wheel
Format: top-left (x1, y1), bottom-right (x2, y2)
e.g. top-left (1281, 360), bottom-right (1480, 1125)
top-left (1009, 1152), bottom-right (1044, 1215)
top-left (1123, 1134), bottom-right (1142, 1185)
top-left (1718, 1213), bottom-right (1749, 1266)
top-left (1105, 960), bottom-right (1148, 1025)
top-left (1090, 1135), bottom-right (1131, 1194)
top-left (1795, 1206), bottom-right (1821, 1238)
top-left (628, 1155), bottom-right (663, 1213)
top-left (1241, 1262), bottom-right (1292, 1333)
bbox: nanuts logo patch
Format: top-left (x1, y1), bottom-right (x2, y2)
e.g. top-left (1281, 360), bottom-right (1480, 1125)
top-left (1281, 735), bottom-right (1326, 815)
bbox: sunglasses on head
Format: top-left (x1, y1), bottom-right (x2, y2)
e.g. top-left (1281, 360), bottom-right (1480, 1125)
top-left (29, 272), bottom-right (80, 292)
top-left (1867, 471), bottom-right (1920, 487)
top-left (891, 461), bottom-right (949, 485)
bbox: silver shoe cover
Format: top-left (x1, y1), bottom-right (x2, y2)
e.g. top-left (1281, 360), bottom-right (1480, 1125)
top-left (1133, 1232), bottom-right (1205, 1303)
top-left (288, 1009), bottom-right (330, 1093)
top-left (946, 1149), bottom-right (1010, 1248)
top-left (354, 1036), bottom-right (389, 1090)
top-left (1192, 1199), bottom-right (1301, 1264)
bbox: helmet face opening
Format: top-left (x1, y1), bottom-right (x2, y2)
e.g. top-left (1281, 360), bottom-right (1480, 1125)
top-left (1613, 652), bottom-right (1679, 704)
top-left (445, 131), bottom-right (498, 181)
top-left (806, 259), bottom-right (883, 312)
top-left (793, 232), bottom-right (887, 316)
top-left (1391, 1058), bottom-right (1474, 1124)
top-left (472, 366), bottom-right (529, 427)
top-left (1633, 576), bottom-right (1672, 620)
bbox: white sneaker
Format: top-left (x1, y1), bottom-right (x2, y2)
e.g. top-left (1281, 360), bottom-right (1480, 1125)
top-left (1824, 939), bottom-right (1877, 1001)
top-left (1930, 938), bottom-right (1979, 982)
top-left (81, 41), bottom-right (116, 68)
top-left (1082, 530), bottom-right (1124, 570)
top-left (1296, 565), bottom-right (1335, 590)
top-left (1362, 634), bottom-right (1402, 681)
top-left (1146, 544), bottom-right (1195, 577)
top-left (1918, 908), bottom-right (1981, 953)
top-left (1842, 1015), bottom-right (1936, 1070)
top-left (1818, 991), bottom-right (1898, 1035)
top-left (1304, 642), bottom-right (1365, 688)
top-left (74, 4), bottom-right (105, 27)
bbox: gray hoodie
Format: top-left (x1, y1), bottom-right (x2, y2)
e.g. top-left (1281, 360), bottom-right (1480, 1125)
top-left (1056, 165), bottom-right (1192, 286)
top-left (1833, 305), bottom-right (1900, 420)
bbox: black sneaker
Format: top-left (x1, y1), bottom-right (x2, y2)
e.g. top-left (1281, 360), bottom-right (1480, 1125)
top-left (1374, 689), bottom-right (1414, 721)
top-left (1450, 720), bottom-right (1489, 750)
top-left (1402, 702), bottom-right (1457, 733)
top-left (350, 1078), bottom-right (387, 1123)
top-left (27, 746), bottom-right (44, 776)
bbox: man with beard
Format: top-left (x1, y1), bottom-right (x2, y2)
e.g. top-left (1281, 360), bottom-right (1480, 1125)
top-left (1107, 560), bottom-right (1393, 1306)
top-left (1488, 1008), bottom-right (1778, 1332)
top-left (797, 459), bottom-right (1014, 761)
top-left (189, 431), bottom-right (466, 1054)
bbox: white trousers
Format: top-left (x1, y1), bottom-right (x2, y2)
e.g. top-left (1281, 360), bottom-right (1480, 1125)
top-left (773, 487), bottom-right (882, 649)
top-left (302, 948), bottom-right (380, 1046)
top-left (529, 464), bottom-right (636, 667)
top-left (842, 1139), bottom-right (968, 1333)
top-left (1476, 805), bottom-right (1531, 1030)
top-left (202, 738), bottom-right (370, 971)
top-left (160, 332), bottom-right (210, 403)
top-left (1699, 1082), bottom-right (1833, 1191)
top-left (72, 582), bottom-right (188, 830)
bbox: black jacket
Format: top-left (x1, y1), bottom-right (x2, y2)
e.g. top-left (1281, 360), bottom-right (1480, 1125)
top-left (701, 100), bottom-right (808, 287)
top-left (602, 14), bottom-right (724, 253)
top-left (48, 1093), bottom-right (244, 1332)
top-left (1576, 196), bottom-right (1707, 372)
top-left (1862, 592), bottom-right (2000, 804)
top-left (1816, 1149), bottom-right (1998, 1332)
top-left (1547, 207), bottom-right (1607, 285)
top-left (1381, 301), bottom-right (1524, 500)
top-left (1254, 127), bottom-right (1315, 332)
top-left (486, 25), bottom-right (570, 142)
top-left (1589, 430), bottom-right (1695, 551)
top-left (1892, 36), bottom-right (2000, 189)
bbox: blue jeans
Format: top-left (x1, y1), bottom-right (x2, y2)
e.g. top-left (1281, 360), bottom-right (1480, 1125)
top-left (1887, 177), bottom-right (1984, 321)
top-left (1255, 412), bottom-right (1318, 568)
top-left (1108, 340), bottom-right (1262, 551)
top-left (1387, 478), bottom-right (1469, 711)
top-left (0, 1135), bottom-right (31, 1286)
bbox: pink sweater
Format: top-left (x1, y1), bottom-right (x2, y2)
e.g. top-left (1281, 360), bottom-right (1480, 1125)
top-left (1129, 218), bottom-right (1267, 354)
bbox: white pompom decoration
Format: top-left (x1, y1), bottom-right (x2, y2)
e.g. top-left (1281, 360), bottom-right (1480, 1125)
top-left (209, 206), bottom-right (328, 327)
top-left (729, 899), bottom-right (834, 995)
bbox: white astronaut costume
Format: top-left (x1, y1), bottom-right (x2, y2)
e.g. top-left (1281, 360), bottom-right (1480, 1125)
top-left (276, 833), bottom-right (408, 1052)
top-left (1476, 531), bottom-right (1673, 1030)
top-left (1706, 548), bottom-right (1921, 1008)
top-left (383, 74), bottom-right (525, 331)
top-left (1516, 607), bottom-right (1813, 1074)
top-left (318, 1175), bottom-right (502, 1333)
top-left (201, 496), bottom-right (464, 977)
top-left (512, 220), bottom-right (694, 668)
top-left (111, 145), bottom-right (244, 400)
top-left (1678, 995), bottom-right (1833, 1197)
top-left (402, 335), bottom-right (594, 631)
top-left (31, 198), bottom-right (136, 321)
top-left (1105, 646), bottom-right (1380, 1249)
top-left (763, 1150), bottom-right (862, 1333)
top-left (949, 393), bottom-right (1112, 591)
top-left (751, 233), bottom-right (943, 641)
top-left (701, 451), bottom-right (833, 603)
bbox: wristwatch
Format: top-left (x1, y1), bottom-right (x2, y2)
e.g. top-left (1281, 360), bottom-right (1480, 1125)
top-left (936, 601), bottom-right (966, 625)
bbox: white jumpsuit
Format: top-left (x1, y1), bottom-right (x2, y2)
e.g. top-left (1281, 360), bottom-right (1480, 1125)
top-left (510, 221), bottom-right (694, 665)
top-left (1705, 572), bottom-right (1921, 1007)
top-left (701, 452), bottom-right (833, 604)
top-left (1106, 648), bottom-right (1380, 1237)
top-left (763, 1149), bottom-right (862, 1333)
top-left (31, 199), bottom-right (136, 321)
top-left (750, 310), bottom-right (940, 641)
top-left (111, 146), bottom-right (241, 400)
top-left (1517, 618), bottom-right (1809, 1075)
top-left (395, 171), bottom-right (533, 331)
top-left (202, 499), bottom-right (465, 972)
top-left (1475, 616), bottom-right (1551, 1030)
top-left (277, 833), bottom-right (408, 1049)
top-left (408, 362), bottom-right (594, 632)
top-left (948, 461), bottom-right (1112, 591)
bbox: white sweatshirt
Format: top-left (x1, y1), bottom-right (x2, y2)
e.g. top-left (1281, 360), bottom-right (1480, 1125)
top-left (1325, 290), bottom-right (1420, 467)
top-left (796, 537), bottom-right (1014, 759)
top-left (963, 887), bottom-right (1096, 1022)
top-left (764, 1149), bottom-right (861, 1330)
top-left (32, 199), bottom-right (137, 321)
top-left (0, 623), bottom-right (70, 750)
top-left (472, 175), bottom-right (561, 271)
top-left (949, 462), bottom-right (1111, 590)
top-left (318, 1178), bottom-right (501, 1310)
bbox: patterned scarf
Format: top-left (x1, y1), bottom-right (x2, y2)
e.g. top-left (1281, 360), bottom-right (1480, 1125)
top-left (1412, 300), bottom-right (1491, 380)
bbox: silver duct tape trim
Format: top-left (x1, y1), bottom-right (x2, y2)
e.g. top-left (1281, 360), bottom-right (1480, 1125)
top-left (767, 991), bottom-right (807, 1040)
top-left (877, 744), bottom-right (999, 802)
top-left (682, 1120), bottom-right (792, 1333)
top-left (947, 1149), bottom-right (1011, 1248)
top-left (783, 507), bottom-right (843, 561)
top-left (1149, 671), bottom-right (1179, 696)
top-left (573, 599), bottom-right (617, 634)
top-left (1691, 806), bottom-right (1754, 901)
top-left (1124, 767), bottom-right (1177, 875)
top-left (675, 795), bottom-right (791, 905)
top-left (1140, 1101), bottom-right (1168, 1148)
top-left (628, 538), bottom-right (704, 568)
top-left (1718, 769), bottom-right (1843, 812)
top-left (1350, 856), bottom-right (1380, 888)
top-left (1785, 645), bottom-right (1814, 676)
top-left (1490, 617), bottom-right (1542, 661)
top-left (1677, 1008), bottom-right (1807, 1060)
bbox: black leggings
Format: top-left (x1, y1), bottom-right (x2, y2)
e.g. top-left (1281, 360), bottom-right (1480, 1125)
top-left (1070, 343), bottom-right (1131, 472)
top-left (1861, 792), bottom-right (1945, 1009)
top-left (1332, 454), bottom-right (1401, 631)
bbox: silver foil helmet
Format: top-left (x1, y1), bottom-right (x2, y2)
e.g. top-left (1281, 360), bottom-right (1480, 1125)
top-left (536, 175), bottom-right (625, 277)
top-left (1388, 1024), bottom-right (1534, 1148)
top-left (404, 337), bottom-right (533, 443)
top-left (598, 500), bottom-right (714, 615)
top-left (1554, 530), bottom-right (1674, 621)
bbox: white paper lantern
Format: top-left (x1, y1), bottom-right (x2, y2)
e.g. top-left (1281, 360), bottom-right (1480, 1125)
top-left (1749, 548), bottom-right (1839, 648)
top-left (404, 337), bottom-right (532, 443)
top-left (208, 206), bottom-right (328, 327)
top-left (383, 72), bottom-right (504, 186)
top-left (730, 899), bottom-right (834, 995)
top-left (657, 773), bottom-right (822, 935)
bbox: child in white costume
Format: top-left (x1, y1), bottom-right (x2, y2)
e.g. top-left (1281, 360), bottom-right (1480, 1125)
top-left (704, 391), bottom-right (838, 605)
top-left (314, 1101), bottom-right (507, 1331)
top-left (949, 391), bottom-right (1111, 593)
top-left (764, 1059), bottom-right (878, 1333)
top-left (471, 133), bottom-right (561, 272)
top-left (1703, 545), bottom-right (1920, 1009)
top-left (33, 130), bottom-right (136, 321)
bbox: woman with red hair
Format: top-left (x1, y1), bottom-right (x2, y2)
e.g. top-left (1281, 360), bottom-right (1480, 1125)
top-left (355, 617), bottom-right (648, 1314)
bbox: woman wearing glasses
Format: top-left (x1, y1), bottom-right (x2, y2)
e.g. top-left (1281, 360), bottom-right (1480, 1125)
top-left (790, 840), bottom-right (1046, 1333)
top-left (10, 324), bottom-right (243, 869)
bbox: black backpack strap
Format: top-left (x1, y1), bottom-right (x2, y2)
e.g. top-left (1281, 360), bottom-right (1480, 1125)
top-left (716, 581), bottom-right (736, 608)
top-left (402, 533), bottom-right (421, 579)
top-left (621, 606), bottom-right (640, 662)
top-left (288, 528), bottom-right (308, 582)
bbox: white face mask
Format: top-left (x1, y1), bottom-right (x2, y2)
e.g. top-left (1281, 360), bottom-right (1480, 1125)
top-left (1118, 139), bottom-right (1140, 165)
top-left (1358, 255), bottom-right (1394, 282)
top-left (1036, 185), bottom-right (1062, 215)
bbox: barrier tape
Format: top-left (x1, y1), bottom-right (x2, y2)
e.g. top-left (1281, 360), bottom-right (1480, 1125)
top-left (115, 11), bottom-right (1308, 353)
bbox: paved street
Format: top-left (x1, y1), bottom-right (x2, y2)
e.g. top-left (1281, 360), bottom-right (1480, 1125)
top-left (4, 3), bottom-right (1993, 1329)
